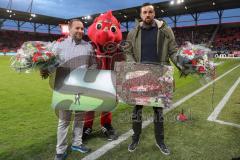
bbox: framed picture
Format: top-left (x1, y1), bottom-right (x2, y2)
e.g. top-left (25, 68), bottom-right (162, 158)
top-left (115, 62), bottom-right (174, 107)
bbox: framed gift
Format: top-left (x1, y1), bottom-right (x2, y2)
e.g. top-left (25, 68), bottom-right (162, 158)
top-left (115, 62), bottom-right (174, 107)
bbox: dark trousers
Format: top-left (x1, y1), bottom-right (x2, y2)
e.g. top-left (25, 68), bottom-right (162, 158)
top-left (132, 105), bottom-right (164, 144)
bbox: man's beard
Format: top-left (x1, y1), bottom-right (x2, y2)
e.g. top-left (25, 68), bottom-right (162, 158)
top-left (144, 18), bottom-right (153, 25)
top-left (73, 34), bottom-right (82, 44)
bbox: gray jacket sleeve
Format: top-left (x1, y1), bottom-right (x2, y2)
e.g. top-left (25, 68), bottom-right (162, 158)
top-left (167, 27), bottom-right (183, 71)
top-left (87, 44), bottom-right (98, 69)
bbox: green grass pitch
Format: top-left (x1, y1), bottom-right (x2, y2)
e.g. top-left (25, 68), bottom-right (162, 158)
top-left (0, 56), bottom-right (239, 160)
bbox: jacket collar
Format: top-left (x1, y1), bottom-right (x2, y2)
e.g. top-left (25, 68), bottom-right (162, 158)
top-left (137, 19), bottom-right (165, 29)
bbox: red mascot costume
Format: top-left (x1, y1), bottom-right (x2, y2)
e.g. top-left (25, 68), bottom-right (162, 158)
top-left (83, 11), bottom-right (123, 141)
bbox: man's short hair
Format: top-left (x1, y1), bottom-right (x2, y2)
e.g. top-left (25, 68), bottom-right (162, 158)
top-left (68, 19), bottom-right (82, 28)
top-left (140, 3), bottom-right (155, 12)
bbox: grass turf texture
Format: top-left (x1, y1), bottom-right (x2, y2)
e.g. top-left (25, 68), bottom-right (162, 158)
top-left (218, 82), bottom-right (240, 125)
top-left (0, 56), bottom-right (239, 160)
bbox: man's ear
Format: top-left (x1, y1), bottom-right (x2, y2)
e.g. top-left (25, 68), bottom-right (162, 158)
top-left (140, 13), bottom-right (143, 20)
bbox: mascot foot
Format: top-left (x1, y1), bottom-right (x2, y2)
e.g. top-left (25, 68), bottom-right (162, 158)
top-left (101, 124), bottom-right (118, 141)
top-left (83, 127), bottom-right (92, 140)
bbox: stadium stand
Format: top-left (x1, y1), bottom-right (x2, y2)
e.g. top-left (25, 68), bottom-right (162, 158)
top-left (0, 30), bottom-right (61, 52)
top-left (173, 24), bottom-right (216, 46)
top-left (213, 23), bottom-right (240, 52)
top-left (0, 29), bottom-right (92, 53)
top-left (173, 22), bottom-right (240, 54)
top-left (0, 22), bottom-right (239, 54)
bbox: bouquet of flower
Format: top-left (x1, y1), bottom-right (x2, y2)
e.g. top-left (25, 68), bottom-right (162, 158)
top-left (10, 41), bottom-right (59, 73)
top-left (177, 42), bottom-right (215, 80)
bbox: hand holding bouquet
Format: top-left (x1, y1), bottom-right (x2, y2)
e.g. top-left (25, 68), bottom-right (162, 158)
top-left (10, 41), bottom-right (59, 78)
top-left (177, 42), bottom-right (215, 81)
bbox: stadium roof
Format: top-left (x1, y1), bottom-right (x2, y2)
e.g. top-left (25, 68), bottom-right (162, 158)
top-left (74, 0), bottom-right (240, 27)
top-left (0, 0), bottom-right (239, 27)
top-left (0, 7), bottom-right (66, 26)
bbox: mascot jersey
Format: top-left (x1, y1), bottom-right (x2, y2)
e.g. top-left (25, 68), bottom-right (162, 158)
top-left (84, 11), bottom-right (123, 128)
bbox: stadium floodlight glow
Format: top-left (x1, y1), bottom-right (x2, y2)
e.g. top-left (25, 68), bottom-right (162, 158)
top-left (31, 13), bottom-right (36, 17)
top-left (170, 0), bottom-right (184, 5)
top-left (212, 2), bottom-right (216, 6)
top-left (124, 15), bottom-right (127, 18)
top-left (13, 13), bottom-right (16, 16)
top-left (9, 15), bottom-right (12, 17)
top-left (86, 15), bottom-right (91, 20)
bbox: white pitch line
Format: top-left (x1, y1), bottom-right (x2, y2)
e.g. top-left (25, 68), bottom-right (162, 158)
top-left (207, 77), bottom-right (240, 128)
top-left (214, 120), bottom-right (240, 128)
top-left (166, 64), bottom-right (240, 113)
top-left (213, 62), bottom-right (223, 66)
top-left (208, 77), bottom-right (240, 121)
top-left (82, 64), bottom-right (240, 160)
top-left (82, 119), bottom-right (152, 160)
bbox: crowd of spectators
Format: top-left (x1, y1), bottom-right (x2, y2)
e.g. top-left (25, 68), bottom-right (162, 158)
top-left (0, 22), bottom-right (239, 54)
top-left (0, 30), bottom-right (61, 52)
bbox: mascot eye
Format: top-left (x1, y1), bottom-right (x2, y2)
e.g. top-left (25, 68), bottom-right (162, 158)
top-left (96, 23), bottom-right (102, 30)
top-left (110, 26), bottom-right (117, 33)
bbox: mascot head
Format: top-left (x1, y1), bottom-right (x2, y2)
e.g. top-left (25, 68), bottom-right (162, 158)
top-left (88, 11), bottom-right (122, 46)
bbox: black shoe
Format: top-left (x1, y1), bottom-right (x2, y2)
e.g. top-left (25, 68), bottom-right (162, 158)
top-left (54, 152), bottom-right (67, 160)
top-left (83, 127), bottom-right (92, 140)
top-left (101, 124), bottom-right (118, 141)
top-left (128, 139), bottom-right (139, 152)
top-left (156, 143), bottom-right (170, 155)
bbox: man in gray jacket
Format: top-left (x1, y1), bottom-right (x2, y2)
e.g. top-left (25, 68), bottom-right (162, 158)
top-left (41, 19), bottom-right (93, 160)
